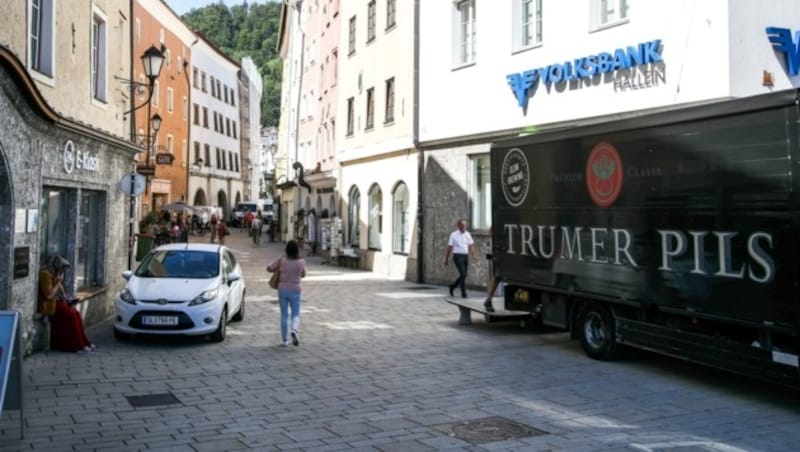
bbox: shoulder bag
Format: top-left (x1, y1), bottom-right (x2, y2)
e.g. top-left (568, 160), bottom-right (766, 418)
top-left (269, 259), bottom-right (281, 289)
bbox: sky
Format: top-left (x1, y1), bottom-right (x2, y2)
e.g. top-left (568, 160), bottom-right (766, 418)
top-left (166, 0), bottom-right (273, 16)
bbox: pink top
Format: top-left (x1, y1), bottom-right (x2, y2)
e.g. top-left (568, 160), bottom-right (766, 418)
top-left (268, 257), bottom-right (306, 292)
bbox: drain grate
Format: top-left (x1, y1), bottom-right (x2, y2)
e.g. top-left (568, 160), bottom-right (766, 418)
top-left (406, 286), bottom-right (437, 290)
top-left (125, 392), bottom-right (181, 408)
top-left (432, 416), bottom-right (547, 445)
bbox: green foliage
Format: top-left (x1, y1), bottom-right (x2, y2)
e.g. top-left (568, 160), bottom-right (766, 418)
top-left (182, 1), bottom-right (283, 127)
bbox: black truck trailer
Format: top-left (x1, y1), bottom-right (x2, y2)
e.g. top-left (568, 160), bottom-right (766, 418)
top-left (491, 89), bottom-right (800, 386)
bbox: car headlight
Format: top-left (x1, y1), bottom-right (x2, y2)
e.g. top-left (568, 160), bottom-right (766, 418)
top-left (119, 288), bottom-right (135, 305)
top-left (188, 287), bottom-right (219, 306)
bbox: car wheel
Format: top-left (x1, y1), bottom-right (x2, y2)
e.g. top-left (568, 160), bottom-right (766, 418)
top-left (113, 327), bottom-right (130, 342)
top-left (578, 302), bottom-right (620, 360)
top-left (210, 308), bottom-right (227, 342)
top-left (232, 293), bottom-right (245, 322)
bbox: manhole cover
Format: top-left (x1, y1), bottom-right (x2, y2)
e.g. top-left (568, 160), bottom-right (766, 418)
top-left (125, 393), bottom-right (181, 408)
top-left (432, 416), bottom-right (547, 445)
top-left (406, 286), bottom-right (437, 290)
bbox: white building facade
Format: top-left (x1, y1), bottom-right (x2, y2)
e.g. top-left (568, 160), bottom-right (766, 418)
top-left (188, 34), bottom-right (243, 222)
top-left (418, 0), bottom-right (800, 287)
top-left (240, 56), bottom-right (263, 202)
top-left (276, 3), bottom-right (305, 241)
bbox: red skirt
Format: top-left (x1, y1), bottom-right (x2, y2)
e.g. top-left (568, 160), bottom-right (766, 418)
top-left (50, 301), bottom-right (92, 352)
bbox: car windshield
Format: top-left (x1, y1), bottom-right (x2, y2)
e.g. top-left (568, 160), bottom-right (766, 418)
top-left (136, 250), bottom-right (219, 279)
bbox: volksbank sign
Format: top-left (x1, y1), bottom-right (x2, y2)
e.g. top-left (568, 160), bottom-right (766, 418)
top-left (507, 39), bottom-right (664, 112)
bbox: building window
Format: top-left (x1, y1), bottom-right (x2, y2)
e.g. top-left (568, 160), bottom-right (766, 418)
top-left (194, 141), bottom-right (201, 163)
top-left (453, 0), bottom-right (476, 66)
top-left (164, 48), bottom-right (171, 69)
top-left (230, 88), bottom-right (235, 106)
top-left (232, 121), bottom-right (237, 139)
top-left (91, 10), bottom-right (107, 102)
top-left (182, 96), bottom-right (188, 119)
top-left (392, 182), bottom-right (409, 254)
top-left (592, 0), bottom-right (629, 29)
top-left (203, 107), bottom-right (209, 128)
top-left (204, 144), bottom-right (211, 166)
top-left (193, 67), bottom-right (198, 88)
top-left (39, 188), bottom-right (70, 268)
top-left (367, 184), bottom-right (382, 250)
top-left (152, 81), bottom-right (160, 107)
top-left (210, 76), bottom-right (216, 97)
top-left (135, 17), bottom-right (140, 42)
top-left (384, 77), bottom-right (394, 123)
top-left (166, 87), bottom-right (174, 113)
top-left (365, 87), bottom-right (374, 130)
top-left (29, 0), bottom-right (55, 77)
top-left (470, 154), bottom-right (491, 230)
top-left (166, 134), bottom-right (174, 154)
top-left (39, 188), bottom-right (107, 291)
top-left (213, 112), bottom-right (218, 132)
top-left (386, 0), bottom-right (396, 29)
top-left (227, 118), bottom-right (232, 137)
top-left (201, 72), bottom-right (207, 92)
top-left (348, 16), bottom-right (356, 55)
top-left (224, 84), bottom-right (229, 103)
top-left (216, 148), bottom-right (221, 169)
top-left (193, 103), bottom-right (199, 125)
top-left (346, 97), bottom-right (354, 136)
top-left (77, 190), bottom-right (105, 289)
top-left (367, 1), bottom-right (376, 43)
top-left (348, 186), bottom-right (360, 247)
top-left (514, 0), bottom-right (542, 51)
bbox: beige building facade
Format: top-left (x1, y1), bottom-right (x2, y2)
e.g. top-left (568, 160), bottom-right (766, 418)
top-left (336, 0), bottom-right (418, 279)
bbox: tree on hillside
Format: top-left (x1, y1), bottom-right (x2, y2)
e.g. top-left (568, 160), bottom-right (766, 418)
top-left (182, 1), bottom-right (283, 127)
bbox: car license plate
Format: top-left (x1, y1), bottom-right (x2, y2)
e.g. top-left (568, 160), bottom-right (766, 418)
top-left (142, 315), bottom-right (179, 326)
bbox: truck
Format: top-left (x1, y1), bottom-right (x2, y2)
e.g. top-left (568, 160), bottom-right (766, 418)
top-left (490, 89), bottom-right (800, 386)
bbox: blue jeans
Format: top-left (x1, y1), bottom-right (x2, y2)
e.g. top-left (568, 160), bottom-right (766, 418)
top-left (278, 289), bottom-right (301, 342)
top-left (452, 254), bottom-right (469, 297)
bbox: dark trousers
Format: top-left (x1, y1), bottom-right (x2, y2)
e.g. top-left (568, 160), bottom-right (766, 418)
top-left (451, 254), bottom-right (469, 296)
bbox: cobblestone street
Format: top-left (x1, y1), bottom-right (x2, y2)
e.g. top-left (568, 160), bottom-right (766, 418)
top-left (2, 230), bottom-right (800, 451)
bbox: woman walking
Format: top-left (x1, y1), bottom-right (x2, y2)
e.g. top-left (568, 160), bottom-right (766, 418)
top-left (267, 240), bottom-right (306, 347)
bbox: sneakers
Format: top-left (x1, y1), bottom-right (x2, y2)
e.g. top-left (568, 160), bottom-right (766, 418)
top-left (280, 341), bottom-right (289, 347)
top-left (484, 301), bottom-right (495, 313)
top-left (291, 330), bottom-right (299, 346)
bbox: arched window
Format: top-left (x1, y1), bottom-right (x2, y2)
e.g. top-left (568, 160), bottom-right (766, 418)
top-left (392, 182), bottom-right (409, 254)
top-left (348, 186), bottom-right (360, 247)
top-left (368, 184), bottom-right (382, 250)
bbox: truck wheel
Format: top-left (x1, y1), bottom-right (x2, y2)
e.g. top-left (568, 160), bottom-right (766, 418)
top-left (578, 303), bottom-right (619, 360)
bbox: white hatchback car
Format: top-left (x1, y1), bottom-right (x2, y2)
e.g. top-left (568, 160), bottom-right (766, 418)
top-left (113, 243), bottom-right (246, 342)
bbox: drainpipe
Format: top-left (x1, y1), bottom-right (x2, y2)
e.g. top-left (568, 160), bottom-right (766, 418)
top-left (183, 55), bottom-right (191, 203)
top-left (294, 3), bottom-right (306, 226)
top-left (413, 0), bottom-right (424, 283)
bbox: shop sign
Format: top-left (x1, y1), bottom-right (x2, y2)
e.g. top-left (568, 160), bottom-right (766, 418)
top-left (155, 153), bottom-right (174, 165)
top-left (506, 39), bottom-right (664, 112)
top-left (766, 27), bottom-right (800, 76)
top-left (63, 140), bottom-right (100, 174)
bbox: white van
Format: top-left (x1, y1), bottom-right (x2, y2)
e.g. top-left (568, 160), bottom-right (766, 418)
top-left (231, 199), bottom-right (264, 227)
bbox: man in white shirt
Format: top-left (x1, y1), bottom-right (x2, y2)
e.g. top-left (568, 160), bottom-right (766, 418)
top-left (444, 219), bottom-right (477, 298)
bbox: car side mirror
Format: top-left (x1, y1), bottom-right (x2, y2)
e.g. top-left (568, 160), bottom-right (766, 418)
top-left (122, 270), bottom-right (133, 281)
top-left (227, 271), bottom-right (241, 285)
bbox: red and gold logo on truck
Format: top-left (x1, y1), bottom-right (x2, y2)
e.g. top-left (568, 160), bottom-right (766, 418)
top-left (586, 142), bottom-right (623, 207)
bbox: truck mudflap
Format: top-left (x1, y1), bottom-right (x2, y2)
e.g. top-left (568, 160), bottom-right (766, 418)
top-left (617, 318), bottom-right (800, 387)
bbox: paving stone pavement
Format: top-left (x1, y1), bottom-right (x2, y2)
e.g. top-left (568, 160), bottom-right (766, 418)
top-left (2, 230), bottom-right (800, 451)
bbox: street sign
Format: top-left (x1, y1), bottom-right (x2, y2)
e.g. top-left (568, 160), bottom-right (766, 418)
top-left (155, 153), bottom-right (174, 165)
top-left (119, 173), bottom-right (146, 196)
top-left (136, 165), bottom-right (155, 176)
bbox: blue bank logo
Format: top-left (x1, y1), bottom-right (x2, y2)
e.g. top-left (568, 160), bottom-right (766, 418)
top-left (507, 39), bottom-right (663, 112)
top-left (766, 27), bottom-right (800, 76)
